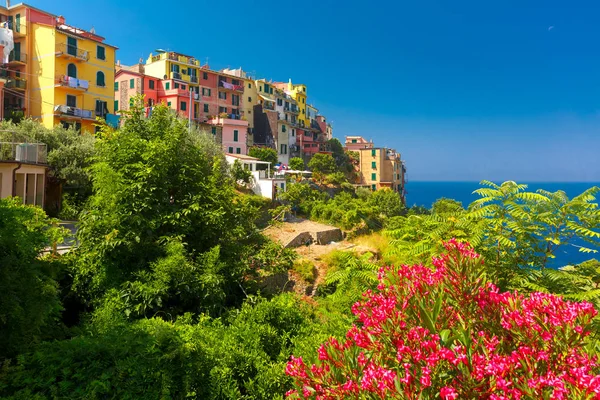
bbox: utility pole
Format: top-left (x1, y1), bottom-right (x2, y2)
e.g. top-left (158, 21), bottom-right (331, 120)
top-left (188, 88), bottom-right (192, 132)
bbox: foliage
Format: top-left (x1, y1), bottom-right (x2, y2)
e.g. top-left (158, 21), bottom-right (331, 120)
top-left (230, 159), bottom-right (252, 185)
top-left (325, 138), bottom-right (354, 175)
top-left (321, 251), bottom-right (378, 303)
top-left (287, 240), bottom-right (600, 399)
top-left (280, 183), bottom-right (327, 214)
top-left (249, 146), bottom-right (278, 166)
top-left (0, 294), bottom-right (321, 400)
top-left (248, 237), bottom-right (298, 275)
top-left (0, 198), bottom-right (66, 359)
top-left (72, 99), bottom-right (261, 317)
top-left (289, 157), bottom-right (305, 171)
top-left (369, 188), bottom-right (406, 218)
top-left (324, 172), bottom-right (347, 185)
top-left (385, 181), bottom-right (600, 287)
top-left (431, 198), bottom-right (464, 215)
top-left (292, 259), bottom-right (316, 283)
top-left (308, 153), bottom-right (337, 175)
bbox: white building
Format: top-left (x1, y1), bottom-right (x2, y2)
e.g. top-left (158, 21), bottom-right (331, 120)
top-left (225, 153), bottom-right (286, 200)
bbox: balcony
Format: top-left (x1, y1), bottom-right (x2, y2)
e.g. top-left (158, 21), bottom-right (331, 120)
top-left (55, 75), bottom-right (88, 91)
top-left (219, 80), bottom-right (244, 92)
top-left (190, 76), bottom-right (198, 83)
top-left (262, 102), bottom-right (275, 111)
top-left (170, 72), bottom-right (182, 80)
top-left (56, 43), bottom-right (89, 62)
top-left (54, 105), bottom-right (94, 120)
top-left (284, 106), bottom-right (299, 114)
top-left (166, 53), bottom-right (200, 66)
top-left (10, 23), bottom-right (27, 38)
top-left (0, 142), bottom-right (47, 164)
top-left (8, 51), bottom-right (26, 65)
top-left (5, 78), bottom-right (26, 90)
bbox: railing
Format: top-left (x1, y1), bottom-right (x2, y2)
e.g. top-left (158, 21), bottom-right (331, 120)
top-left (262, 102), bottom-right (275, 111)
top-left (56, 43), bottom-right (89, 61)
top-left (10, 23), bottom-right (26, 36)
top-left (167, 53), bottom-right (200, 66)
top-left (0, 142), bottom-right (47, 164)
top-left (55, 75), bottom-right (89, 90)
top-left (5, 78), bottom-right (27, 89)
top-left (219, 80), bottom-right (244, 91)
top-left (8, 51), bottom-right (27, 63)
top-left (54, 105), bottom-right (94, 119)
top-left (170, 72), bottom-right (182, 80)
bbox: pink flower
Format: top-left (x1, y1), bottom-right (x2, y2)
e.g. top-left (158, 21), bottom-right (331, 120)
top-left (440, 386), bottom-right (458, 400)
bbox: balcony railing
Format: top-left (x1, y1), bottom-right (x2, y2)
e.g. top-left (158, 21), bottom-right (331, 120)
top-left (54, 105), bottom-right (94, 119)
top-left (219, 80), bottom-right (244, 92)
top-left (56, 43), bottom-right (89, 61)
top-left (170, 72), bottom-right (182, 80)
top-left (284, 106), bottom-right (299, 113)
top-left (190, 76), bottom-right (198, 83)
top-left (55, 75), bottom-right (89, 90)
top-left (5, 78), bottom-right (27, 90)
top-left (8, 51), bottom-right (27, 64)
top-left (10, 23), bottom-right (27, 36)
top-left (0, 142), bottom-right (47, 164)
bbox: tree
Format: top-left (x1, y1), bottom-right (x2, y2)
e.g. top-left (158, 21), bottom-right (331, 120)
top-left (248, 146), bottom-right (278, 166)
top-left (72, 98), bottom-right (261, 317)
top-left (308, 153), bottom-right (337, 175)
top-left (289, 157), bottom-right (304, 171)
top-left (369, 188), bottom-right (406, 218)
top-left (431, 198), bottom-right (464, 215)
top-left (0, 198), bottom-right (66, 359)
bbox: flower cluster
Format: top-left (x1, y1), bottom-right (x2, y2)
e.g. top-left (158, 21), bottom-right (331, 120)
top-left (286, 239), bottom-right (600, 399)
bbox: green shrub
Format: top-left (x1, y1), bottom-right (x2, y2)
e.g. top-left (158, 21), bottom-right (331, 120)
top-left (293, 259), bottom-right (316, 283)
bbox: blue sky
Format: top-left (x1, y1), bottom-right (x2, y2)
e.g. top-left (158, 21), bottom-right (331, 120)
top-left (32, 0), bottom-right (600, 181)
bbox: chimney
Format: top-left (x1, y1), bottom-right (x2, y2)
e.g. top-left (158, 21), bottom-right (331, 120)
top-left (117, 60), bottom-right (121, 66)
top-left (6, 1), bottom-right (10, 8)
top-left (57, 15), bottom-right (65, 25)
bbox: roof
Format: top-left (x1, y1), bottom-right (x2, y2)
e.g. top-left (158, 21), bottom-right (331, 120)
top-left (0, 2), bottom-right (56, 16)
top-left (225, 153), bottom-right (270, 164)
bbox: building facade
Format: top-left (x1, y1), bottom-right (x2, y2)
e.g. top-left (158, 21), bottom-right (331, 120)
top-left (0, 5), bottom-right (117, 132)
top-left (345, 135), bottom-right (374, 151)
top-left (358, 147), bottom-right (405, 202)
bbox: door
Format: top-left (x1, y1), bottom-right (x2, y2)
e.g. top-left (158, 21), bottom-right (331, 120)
top-left (67, 37), bottom-right (77, 56)
top-left (15, 14), bottom-right (20, 33)
top-left (13, 42), bottom-right (20, 61)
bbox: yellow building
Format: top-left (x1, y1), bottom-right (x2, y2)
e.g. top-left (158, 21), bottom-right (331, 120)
top-left (0, 5), bottom-right (117, 133)
top-left (275, 79), bottom-right (308, 128)
top-left (359, 147), bottom-right (405, 202)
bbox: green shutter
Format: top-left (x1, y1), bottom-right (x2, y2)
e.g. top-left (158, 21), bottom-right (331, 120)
top-left (114, 82), bottom-right (118, 91)
top-left (233, 130), bottom-right (238, 142)
top-left (129, 79), bottom-right (134, 89)
top-left (181, 102), bottom-right (186, 111)
top-left (236, 148), bottom-right (241, 154)
top-left (282, 125), bottom-right (286, 132)
top-left (97, 45), bottom-right (105, 60)
top-left (228, 147), bottom-right (233, 153)
top-left (114, 100), bottom-right (118, 111)
top-left (174, 83), bottom-right (179, 89)
top-left (204, 104), bottom-right (209, 112)
top-left (165, 82), bottom-right (170, 90)
top-left (371, 184), bottom-right (376, 191)
top-left (371, 161), bottom-right (376, 169)
top-left (167, 102), bottom-right (171, 107)
top-left (211, 127), bottom-right (216, 134)
top-left (352, 139), bottom-right (357, 143)
top-left (371, 149), bottom-right (376, 157)
top-left (371, 173), bottom-right (376, 181)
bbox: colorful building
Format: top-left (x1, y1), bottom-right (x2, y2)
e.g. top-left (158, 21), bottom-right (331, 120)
top-left (209, 116), bottom-right (248, 155)
top-left (0, 5), bottom-right (117, 132)
top-left (358, 147), bottom-right (405, 202)
top-left (345, 135), bottom-right (374, 151)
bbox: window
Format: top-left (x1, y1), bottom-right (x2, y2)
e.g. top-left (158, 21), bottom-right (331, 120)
top-left (351, 139), bottom-right (357, 144)
top-left (264, 83), bottom-right (269, 93)
top-left (67, 36), bottom-right (77, 56)
top-left (371, 184), bottom-right (376, 191)
top-left (181, 101), bottom-right (187, 111)
top-left (174, 83), bottom-right (179, 89)
top-left (96, 71), bottom-right (105, 87)
top-left (219, 106), bottom-right (228, 114)
top-left (95, 100), bottom-right (108, 117)
top-left (167, 101), bottom-right (172, 107)
top-left (149, 80), bottom-right (155, 89)
top-left (291, 129), bottom-right (295, 137)
top-left (114, 81), bottom-right (118, 91)
top-left (204, 104), bottom-right (209, 112)
top-left (228, 147), bottom-right (233, 153)
top-left (233, 130), bottom-right (238, 142)
top-left (259, 86), bottom-right (262, 92)
top-left (248, 97), bottom-right (252, 102)
top-left (130, 78), bottom-right (134, 89)
top-left (371, 161), bottom-right (377, 169)
top-left (202, 87), bottom-right (211, 96)
top-left (282, 125), bottom-right (286, 132)
top-left (96, 45), bottom-right (106, 60)
top-left (211, 127), bottom-right (216, 135)
top-left (165, 82), bottom-right (170, 90)
top-left (270, 87), bottom-right (273, 94)
top-left (371, 149), bottom-right (376, 157)
top-left (280, 144), bottom-right (287, 154)
top-left (277, 98), bottom-right (283, 106)
top-left (203, 72), bottom-right (208, 80)
top-left (248, 83), bottom-right (251, 88)
top-left (236, 148), bottom-right (241, 154)
top-left (371, 173), bottom-right (377, 181)
top-left (66, 94), bottom-right (76, 108)
top-left (67, 63), bottom-right (77, 78)
top-left (114, 100), bottom-right (118, 111)
top-left (232, 94), bottom-right (239, 106)
top-left (181, 85), bottom-right (186, 90)
top-left (219, 91), bottom-right (227, 100)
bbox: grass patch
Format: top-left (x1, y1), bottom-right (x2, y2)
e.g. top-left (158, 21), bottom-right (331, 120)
top-left (293, 259), bottom-right (316, 283)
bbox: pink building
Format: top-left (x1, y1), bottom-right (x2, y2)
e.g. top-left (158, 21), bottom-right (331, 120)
top-left (345, 136), bottom-right (374, 151)
top-left (298, 128), bottom-right (320, 156)
top-left (115, 64), bottom-right (160, 115)
top-left (209, 117), bottom-right (248, 155)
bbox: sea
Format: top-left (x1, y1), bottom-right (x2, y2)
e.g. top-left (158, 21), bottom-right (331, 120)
top-left (404, 181), bottom-right (600, 268)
